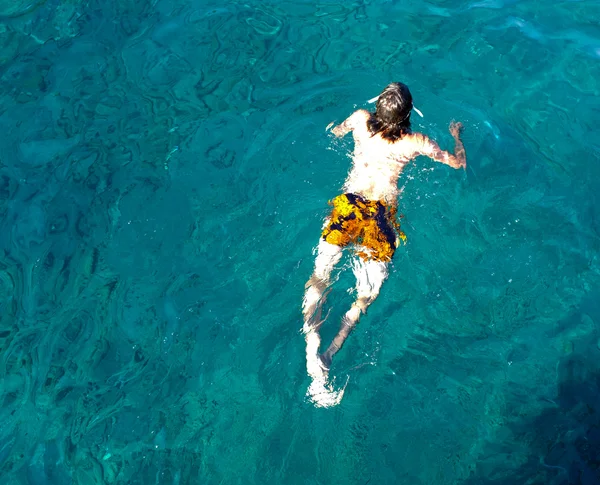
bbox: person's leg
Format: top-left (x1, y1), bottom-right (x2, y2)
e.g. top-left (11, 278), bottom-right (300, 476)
top-left (302, 239), bottom-right (343, 331)
top-left (319, 257), bottom-right (389, 371)
top-left (302, 239), bottom-right (343, 381)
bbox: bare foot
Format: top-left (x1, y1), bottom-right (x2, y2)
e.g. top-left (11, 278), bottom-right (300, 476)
top-left (306, 375), bottom-right (349, 408)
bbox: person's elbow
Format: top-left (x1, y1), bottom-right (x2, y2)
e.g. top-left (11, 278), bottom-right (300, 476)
top-left (332, 126), bottom-right (348, 137)
top-left (451, 156), bottom-right (466, 170)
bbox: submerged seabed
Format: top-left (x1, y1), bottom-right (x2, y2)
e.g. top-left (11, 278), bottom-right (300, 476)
top-left (1, 0), bottom-right (600, 483)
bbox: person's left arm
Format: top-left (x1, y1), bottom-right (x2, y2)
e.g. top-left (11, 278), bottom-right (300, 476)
top-left (329, 110), bottom-right (369, 138)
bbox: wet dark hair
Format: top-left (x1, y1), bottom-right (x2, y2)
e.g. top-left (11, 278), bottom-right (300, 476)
top-left (367, 82), bottom-right (413, 142)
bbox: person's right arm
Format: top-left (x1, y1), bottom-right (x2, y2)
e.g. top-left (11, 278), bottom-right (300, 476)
top-left (414, 122), bottom-right (466, 169)
top-left (328, 110), bottom-right (369, 138)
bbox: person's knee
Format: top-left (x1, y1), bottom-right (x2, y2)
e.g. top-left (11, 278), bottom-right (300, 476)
top-left (355, 290), bottom-right (379, 312)
top-left (350, 295), bottom-right (372, 317)
top-left (303, 285), bottom-right (320, 310)
top-left (344, 305), bottom-right (362, 327)
top-left (305, 274), bottom-right (327, 293)
top-left (354, 296), bottom-right (368, 313)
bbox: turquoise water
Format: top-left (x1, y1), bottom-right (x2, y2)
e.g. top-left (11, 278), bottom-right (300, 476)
top-left (1, 0), bottom-right (600, 483)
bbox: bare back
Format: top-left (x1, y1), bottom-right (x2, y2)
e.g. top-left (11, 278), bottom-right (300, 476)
top-left (332, 109), bottom-right (465, 206)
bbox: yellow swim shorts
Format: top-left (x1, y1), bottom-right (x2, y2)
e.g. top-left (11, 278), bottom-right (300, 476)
top-left (321, 193), bottom-right (406, 262)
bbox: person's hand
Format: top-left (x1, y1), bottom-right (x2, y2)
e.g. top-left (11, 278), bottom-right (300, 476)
top-left (449, 121), bottom-right (463, 139)
top-left (326, 122), bottom-right (343, 138)
top-left (449, 121), bottom-right (466, 170)
top-left (331, 126), bottom-right (343, 138)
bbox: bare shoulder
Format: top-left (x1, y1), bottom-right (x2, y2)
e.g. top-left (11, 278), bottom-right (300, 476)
top-left (352, 109), bottom-right (370, 123)
top-left (347, 109), bottom-right (371, 134)
top-left (402, 132), bottom-right (427, 150)
top-left (331, 109), bottom-right (370, 137)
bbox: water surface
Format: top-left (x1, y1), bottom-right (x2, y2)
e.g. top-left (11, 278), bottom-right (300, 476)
top-left (1, 0), bottom-right (600, 483)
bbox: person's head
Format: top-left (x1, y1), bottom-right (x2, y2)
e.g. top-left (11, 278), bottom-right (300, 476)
top-left (367, 82), bottom-right (413, 141)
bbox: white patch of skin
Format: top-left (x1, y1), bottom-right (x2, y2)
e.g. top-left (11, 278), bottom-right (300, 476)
top-left (303, 107), bottom-right (466, 407)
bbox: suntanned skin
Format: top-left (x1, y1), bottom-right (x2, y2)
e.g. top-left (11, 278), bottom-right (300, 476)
top-left (332, 109), bottom-right (465, 206)
top-left (302, 109), bottom-right (466, 407)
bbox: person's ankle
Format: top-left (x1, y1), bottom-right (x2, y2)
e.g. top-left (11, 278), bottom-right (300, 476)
top-left (318, 352), bottom-right (332, 371)
top-left (319, 342), bottom-right (340, 371)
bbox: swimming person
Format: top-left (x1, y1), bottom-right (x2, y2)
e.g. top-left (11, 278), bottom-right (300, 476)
top-left (302, 82), bottom-right (466, 407)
